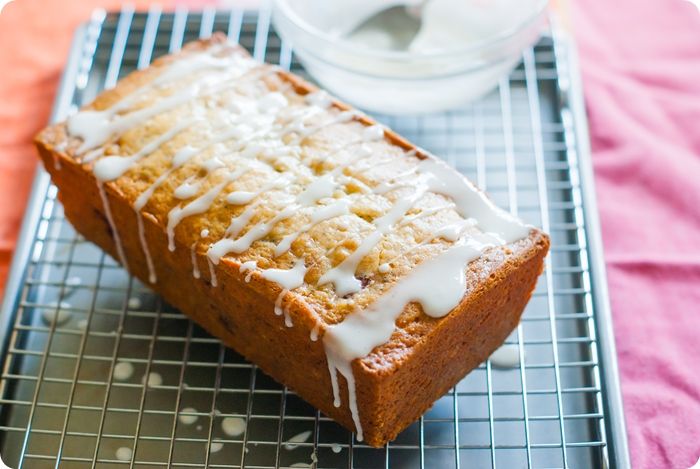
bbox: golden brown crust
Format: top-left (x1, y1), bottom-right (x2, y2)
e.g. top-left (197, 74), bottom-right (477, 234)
top-left (34, 33), bottom-right (550, 446)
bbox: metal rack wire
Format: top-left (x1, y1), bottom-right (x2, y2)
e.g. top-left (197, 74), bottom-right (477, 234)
top-left (0, 6), bottom-right (629, 468)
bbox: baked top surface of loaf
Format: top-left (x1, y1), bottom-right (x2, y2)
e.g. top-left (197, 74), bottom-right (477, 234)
top-left (36, 33), bottom-right (547, 442)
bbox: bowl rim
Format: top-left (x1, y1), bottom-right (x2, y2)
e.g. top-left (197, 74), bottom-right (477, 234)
top-left (289, 37), bottom-right (524, 80)
top-left (271, 0), bottom-right (549, 61)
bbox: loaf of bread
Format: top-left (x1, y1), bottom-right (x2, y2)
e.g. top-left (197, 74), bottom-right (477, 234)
top-left (34, 33), bottom-right (549, 447)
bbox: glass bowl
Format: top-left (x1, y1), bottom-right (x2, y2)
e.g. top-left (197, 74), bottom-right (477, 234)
top-left (271, 0), bottom-right (548, 115)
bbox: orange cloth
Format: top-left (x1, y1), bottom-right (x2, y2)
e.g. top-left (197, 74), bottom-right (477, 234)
top-left (0, 0), bottom-right (158, 297)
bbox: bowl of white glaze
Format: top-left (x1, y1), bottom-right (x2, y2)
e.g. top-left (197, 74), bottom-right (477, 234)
top-left (271, 0), bottom-right (548, 115)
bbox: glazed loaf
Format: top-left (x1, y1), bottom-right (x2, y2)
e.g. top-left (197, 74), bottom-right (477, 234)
top-left (35, 33), bottom-right (549, 447)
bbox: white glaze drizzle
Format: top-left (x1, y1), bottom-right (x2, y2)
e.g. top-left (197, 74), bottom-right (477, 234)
top-left (399, 203), bottom-right (455, 226)
top-left (52, 142), bottom-right (66, 169)
top-left (167, 178), bottom-right (230, 251)
top-left (130, 129), bottom-right (238, 283)
top-left (310, 322), bottom-right (321, 342)
top-left (135, 96), bottom-right (296, 282)
top-left (115, 447), bottom-right (133, 461)
top-left (257, 138), bottom-right (393, 259)
top-left (68, 52), bottom-right (258, 153)
top-left (290, 110), bottom-right (359, 144)
top-left (201, 156), bottom-right (226, 173)
top-left (318, 180), bottom-right (430, 297)
top-left (174, 176), bottom-right (202, 199)
top-left (275, 290), bottom-right (291, 324)
top-left (167, 166), bottom-right (253, 252)
top-left (261, 260), bottom-right (307, 320)
top-left (361, 124), bottom-right (385, 142)
top-left (225, 173), bottom-right (293, 205)
top-left (136, 212), bottom-right (157, 284)
top-left (113, 361), bottom-right (134, 381)
top-left (93, 118), bottom-right (196, 284)
top-left (110, 45), bottom-right (241, 113)
top-left (274, 199), bottom-right (350, 257)
top-left (371, 166), bottom-right (420, 194)
top-left (92, 119), bottom-right (193, 182)
top-left (239, 260), bottom-right (258, 283)
top-left (97, 182), bottom-right (129, 269)
top-left (40, 302), bottom-right (72, 326)
top-left (209, 442), bottom-right (224, 453)
top-left (205, 128), bottom-right (366, 265)
top-left (257, 91), bottom-right (288, 112)
top-left (71, 84), bottom-right (195, 154)
top-left (239, 259), bottom-right (307, 327)
top-left (295, 173), bottom-right (337, 205)
top-left (78, 50), bottom-right (360, 281)
top-left (221, 416), bottom-right (246, 437)
top-left (324, 234), bottom-right (499, 440)
top-left (81, 147), bottom-right (104, 164)
top-left (284, 430), bottom-right (312, 450)
top-left (319, 157), bottom-right (529, 297)
top-left (68, 49), bottom-right (263, 284)
top-left (146, 88), bottom-right (347, 259)
top-left (418, 158), bottom-right (527, 242)
top-left (377, 218), bottom-right (476, 274)
top-left (318, 159), bottom-right (528, 440)
top-left (144, 372), bottom-right (162, 387)
top-left (225, 201), bottom-right (263, 238)
top-left (178, 407), bottom-right (199, 425)
top-left (207, 258), bottom-right (218, 287)
top-left (128, 297), bottom-right (141, 309)
top-left (190, 241), bottom-right (201, 279)
top-left (305, 90), bottom-right (333, 109)
top-left (208, 205), bottom-right (298, 263)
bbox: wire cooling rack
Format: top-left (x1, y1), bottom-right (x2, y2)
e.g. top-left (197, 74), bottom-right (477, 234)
top-left (0, 6), bottom-right (629, 469)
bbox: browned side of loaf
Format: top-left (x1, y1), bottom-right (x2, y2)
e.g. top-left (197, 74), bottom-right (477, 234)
top-left (34, 33), bottom-right (550, 447)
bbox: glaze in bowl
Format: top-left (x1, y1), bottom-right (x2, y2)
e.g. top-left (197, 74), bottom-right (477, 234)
top-left (271, 0), bottom-right (548, 115)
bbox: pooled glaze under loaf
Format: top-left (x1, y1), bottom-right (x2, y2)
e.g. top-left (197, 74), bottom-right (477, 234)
top-left (35, 33), bottom-right (549, 447)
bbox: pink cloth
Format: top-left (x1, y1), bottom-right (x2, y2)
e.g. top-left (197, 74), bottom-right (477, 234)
top-left (573, 0), bottom-right (700, 467)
